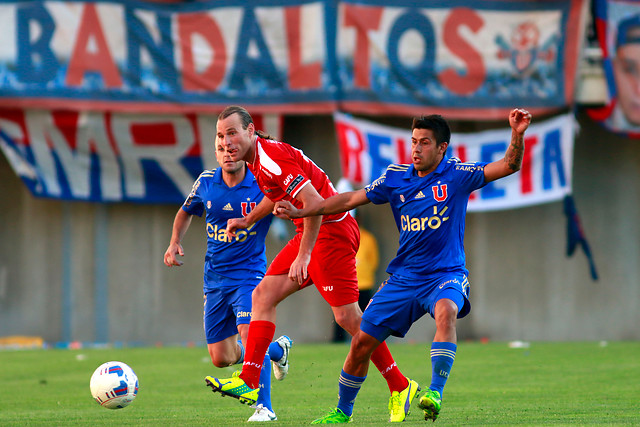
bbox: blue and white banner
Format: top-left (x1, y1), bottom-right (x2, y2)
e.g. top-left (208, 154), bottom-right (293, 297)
top-left (0, 108), bottom-right (280, 203)
top-left (334, 112), bottom-right (575, 212)
top-left (0, 0), bottom-right (587, 119)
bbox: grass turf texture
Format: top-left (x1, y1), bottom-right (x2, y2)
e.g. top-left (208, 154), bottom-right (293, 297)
top-left (0, 342), bottom-right (638, 426)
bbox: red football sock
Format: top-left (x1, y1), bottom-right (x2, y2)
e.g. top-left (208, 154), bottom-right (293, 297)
top-left (371, 341), bottom-right (409, 393)
top-left (239, 320), bottom-right (276, 389)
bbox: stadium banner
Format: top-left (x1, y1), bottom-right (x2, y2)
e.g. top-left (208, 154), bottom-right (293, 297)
top-left (0, 108), bottom-right (280, 203)
top-left (334, 112), bottom-right (575, 212)
top-left (587, 0), bottom-right (640, 137)
top-left (0, 0), bottom-right (586, 119)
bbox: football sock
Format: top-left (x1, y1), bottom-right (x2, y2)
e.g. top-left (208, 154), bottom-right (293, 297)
top-left (240, 320), bottom-right (276, 389)
top-left (429, 341), bottom-right (457, 397)
top-left (370, 341), bottom-right (408, 392)
top-left (256, 353), bottom-right (273, 411)
top-left (235, 339), bottom-right (245, 364)
top-left (336, 369), bottom-right (366, 417)
top-left (267, 340), bottom-right (284, 362)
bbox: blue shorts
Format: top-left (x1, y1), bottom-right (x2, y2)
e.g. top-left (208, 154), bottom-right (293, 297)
top-left (360, 271), bottom-right (471, 342)
top-left (203, 281), bottom-right (257, 344)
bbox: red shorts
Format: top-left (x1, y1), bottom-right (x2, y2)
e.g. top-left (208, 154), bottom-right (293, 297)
top-left (266, 215), bottom-right (360, 307)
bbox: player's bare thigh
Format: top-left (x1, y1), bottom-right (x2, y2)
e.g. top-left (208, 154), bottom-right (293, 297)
top-left (251, 274), bottom-right (301, 321)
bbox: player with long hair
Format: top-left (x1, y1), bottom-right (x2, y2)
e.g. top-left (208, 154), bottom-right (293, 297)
top-left (205, 105), bottom-right (418, 423)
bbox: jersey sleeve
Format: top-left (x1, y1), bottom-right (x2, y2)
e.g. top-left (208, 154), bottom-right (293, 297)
top-left (261, 142), bottom-right (311, 198)
top-left (181, 171), bottom-right (208, 217)
top-left (451, 160), bottom-right (489, 194)
top-left (364, 169), bottom-right (390, 205)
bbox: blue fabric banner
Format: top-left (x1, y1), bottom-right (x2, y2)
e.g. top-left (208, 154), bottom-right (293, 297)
top-left (0, 108), bottom-right (281, 203)
top-left (0, 0), bottom-right (586, 119)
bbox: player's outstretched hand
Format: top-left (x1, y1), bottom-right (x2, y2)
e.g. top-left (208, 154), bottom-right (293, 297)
top-left (226, 217), bottom-right (248, 239)
top-left (509, 108), bottom-right (532, 134)
top-left (164, 243), bottom-right (184, 267)
top-left (273, 201), bottom-right (301, 219)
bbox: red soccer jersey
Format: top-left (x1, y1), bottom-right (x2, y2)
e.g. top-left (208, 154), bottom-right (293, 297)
top-left (248, 136), bottom-right (347, 229)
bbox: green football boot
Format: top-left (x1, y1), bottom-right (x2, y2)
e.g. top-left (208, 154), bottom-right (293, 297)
top-left (310, 408), bottom-right (353, 424)
top-left (417, 389), bottom-right (442, 422)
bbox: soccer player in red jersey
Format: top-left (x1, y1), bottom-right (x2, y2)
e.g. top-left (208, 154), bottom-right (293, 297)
top-left (205, 106), bottom-right (419, 422)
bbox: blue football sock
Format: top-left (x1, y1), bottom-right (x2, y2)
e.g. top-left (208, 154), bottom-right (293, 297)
top-left (336, 370), bottom-right (366, 417)
top-left (429, 342), bottom-right (457, 397)
top-left (256, 353), bottom-right (273, 410)
top-left (267, 340), bottom-right (284, 362)
top-left (235, 340), bottom-right (245, 365)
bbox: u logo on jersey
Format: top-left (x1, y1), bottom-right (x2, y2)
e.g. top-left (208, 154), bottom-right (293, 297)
top-left (432, 184), bottom-right (448, 202)
top-left (241, 202), bottom-right (257, 217)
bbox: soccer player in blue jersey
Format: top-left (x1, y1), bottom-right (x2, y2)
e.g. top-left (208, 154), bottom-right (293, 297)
top-left (275, 108), bottom-right (531, 423)
top-left (164, 137), bottom-right (292, 422)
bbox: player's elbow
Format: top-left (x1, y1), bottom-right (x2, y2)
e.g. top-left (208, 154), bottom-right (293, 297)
top-left (507, 163), bottom-right (521, 174)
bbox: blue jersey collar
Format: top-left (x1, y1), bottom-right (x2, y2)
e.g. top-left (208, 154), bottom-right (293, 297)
top-left (213, 165), bottom-right (254, 188)
top-left (405, 155), bottom-right (450, 179)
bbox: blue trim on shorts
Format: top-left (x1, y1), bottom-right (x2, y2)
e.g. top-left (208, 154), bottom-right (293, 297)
top-left (360, 318), bottom-right (394, 343)
top-left (433, 288), bottom-right (465, 316)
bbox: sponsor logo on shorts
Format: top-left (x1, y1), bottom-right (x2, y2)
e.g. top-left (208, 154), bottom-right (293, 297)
top-left (237, 311), bottom-right (252, 318)
top-left (322, 286), bottom-right (333, 292)
top-left (439, 278), bottom-right (460, 289)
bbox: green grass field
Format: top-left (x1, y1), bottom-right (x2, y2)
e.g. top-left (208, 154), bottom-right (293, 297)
top-left (1, 341), bottom-right (638, 426)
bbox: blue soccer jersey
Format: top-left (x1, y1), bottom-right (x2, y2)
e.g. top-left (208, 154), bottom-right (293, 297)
top-left (182, 168), bottom-right (272, 291)
top-left (364, 156), bottom-right (488, 278)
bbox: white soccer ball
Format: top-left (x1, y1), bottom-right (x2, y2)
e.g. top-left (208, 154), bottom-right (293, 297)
top-left (90, 361), bottom-right (139, 409)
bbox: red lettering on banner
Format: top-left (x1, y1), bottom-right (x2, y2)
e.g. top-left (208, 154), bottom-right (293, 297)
top-left (130, 122), bottom-right (177, 146)
top-left (335, 121), bottom-right (365, 184)
top-left (286, 7), bottom-right (321, 90)
top-left (0, 110), bottom-right (28, 145)
top-left (51, 111), bottom-right (80, 150)
top-left (396, 137), bottom-right (410, 164)
top-left (455, 144), bottom-right (475, 200)
top-left (185, 113), bottom-right (202, 157)
top-left (66, 4), bottom-right (123, 88)
top-left (178, 13), bottom-right (227, 92)
top-left (439, 8), bottom-right (485, 95)
top-left (520, 135), bottom-right (538, 194)
top-left (343, 5), bottom-right (383, 89)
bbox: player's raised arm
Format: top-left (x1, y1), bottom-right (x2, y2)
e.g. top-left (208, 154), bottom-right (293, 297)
top-left (227, 196), bottom-right (275, 238)
top-left (274, 188), bottom-right (370, 219)
top-left (483, 108), bottom-right (532, 183)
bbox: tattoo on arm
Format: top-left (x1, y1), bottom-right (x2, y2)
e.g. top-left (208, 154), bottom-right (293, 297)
top-left (506, 133), bottom-right (524, 171)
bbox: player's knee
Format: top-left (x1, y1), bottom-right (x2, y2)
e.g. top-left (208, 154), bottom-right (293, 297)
top-left (252, 282), bottom-right (282, 310)
top-left (210, 353), bottom-right (234, 368)
top-left (208, 347), bottom-right (235, 368)
top-left (334, 310), bottom-right (360, 335)
top-left (251, 285), bottom-right (270, 309)
top-left (434, 301), bottom-right (457, 329)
